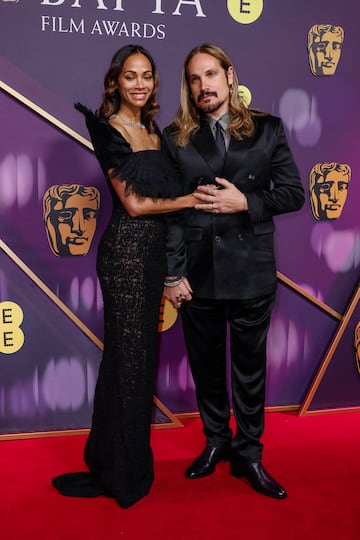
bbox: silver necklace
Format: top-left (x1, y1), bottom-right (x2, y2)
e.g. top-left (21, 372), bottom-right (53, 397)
top-left (114, 114), bottom-right (145, 129)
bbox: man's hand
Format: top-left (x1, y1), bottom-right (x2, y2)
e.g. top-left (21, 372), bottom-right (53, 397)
top-left (164, 277), bottom-right (193, 309)
top-left (193, 177), bottom-right (248, 214)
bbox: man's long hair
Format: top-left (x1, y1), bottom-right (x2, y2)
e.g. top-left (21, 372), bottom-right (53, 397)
top-left (173, 43), bottom-right (256, 147)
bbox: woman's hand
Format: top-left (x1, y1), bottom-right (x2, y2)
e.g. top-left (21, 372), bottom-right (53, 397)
top-left (164, 277), bottom-right (193, 309)
top-left (193, 177), bottom-right (248, 214)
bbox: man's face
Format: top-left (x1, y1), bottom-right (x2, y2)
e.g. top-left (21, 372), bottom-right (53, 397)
top-left (51, 194), bottom-right (98, 256)
top-left (187, 53), bottom-right (233, 119)
top-left (315, 171), bottom-right (349, 220)
top-left (312, 31), bottom-right (342, 76)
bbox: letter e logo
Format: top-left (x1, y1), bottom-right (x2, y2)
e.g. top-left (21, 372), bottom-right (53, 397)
top-left (227, 0), bottom-right (263, 24)
top-left (0, 301), bottom-right (25, 354)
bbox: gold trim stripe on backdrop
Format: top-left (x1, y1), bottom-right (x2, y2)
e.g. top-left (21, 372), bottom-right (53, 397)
top-left (0, 81), bottom-right (343, 322)
top-left (299, 283), bottom-right (360, 416)
top-left (277, 271), bottom-right (342, 321)
top-left (0, 80), bottom-right (93, 150)
top-left (2, 403), bottom-right (360, 441)
top-left (0, 238), bottom-right (103, 350)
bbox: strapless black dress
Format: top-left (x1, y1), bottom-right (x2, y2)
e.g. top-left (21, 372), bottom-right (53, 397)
top-left (52, 105), bottom-right (180, 508)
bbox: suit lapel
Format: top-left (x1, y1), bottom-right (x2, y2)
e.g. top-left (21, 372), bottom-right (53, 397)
top-left (191, 123), bottom-right (225, 176)
top-left (223, 135), bottom-right (252, 179)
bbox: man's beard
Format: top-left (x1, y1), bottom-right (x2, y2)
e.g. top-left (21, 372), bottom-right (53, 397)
top-left (202, 97), bottom-right (227, 114)
top-left (196, 91), bottom-right (228, 114)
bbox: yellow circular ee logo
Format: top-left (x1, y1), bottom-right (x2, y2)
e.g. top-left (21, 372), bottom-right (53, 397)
top-left (0, 301), bottom-right (25, 354)
top-left (227, 0), bottom-right (263, 24)
top-left (238, 85), bottom-right (252, 107)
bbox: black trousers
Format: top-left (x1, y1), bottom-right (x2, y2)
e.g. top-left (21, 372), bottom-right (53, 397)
top-left (180, 292), bottom-right (275, 463)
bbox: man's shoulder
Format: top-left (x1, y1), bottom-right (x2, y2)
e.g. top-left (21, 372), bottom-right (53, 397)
top-left (163, 122), bottom-right (178, 137)
top-left (247, 111), bottom-right (283, 138)
top-left (250, 110), bottom-right (281, 126)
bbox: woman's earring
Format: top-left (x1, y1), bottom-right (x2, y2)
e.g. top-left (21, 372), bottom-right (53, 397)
top-left (229, 85), bottom-right (233, 96)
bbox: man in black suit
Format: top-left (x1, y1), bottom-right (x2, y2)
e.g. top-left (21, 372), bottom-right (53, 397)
top-left (163, 44), bottom-right (304, 499)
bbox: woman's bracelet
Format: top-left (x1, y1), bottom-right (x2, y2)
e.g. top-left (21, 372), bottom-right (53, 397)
top-left (164, 276), bottom-right (183, 287)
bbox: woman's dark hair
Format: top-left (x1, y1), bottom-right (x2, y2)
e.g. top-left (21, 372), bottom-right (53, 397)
top-left (97, 44), bottom-right (160, 133)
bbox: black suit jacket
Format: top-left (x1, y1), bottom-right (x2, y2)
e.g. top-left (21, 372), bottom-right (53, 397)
top-left (162, 113), bottom-right (304, 300)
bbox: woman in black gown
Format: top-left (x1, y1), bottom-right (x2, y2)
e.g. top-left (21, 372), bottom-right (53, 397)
top-left (52, 45), bottom-right (194, 508)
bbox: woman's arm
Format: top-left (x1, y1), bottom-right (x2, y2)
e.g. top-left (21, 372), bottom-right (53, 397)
top-left (109, 172), bottom-right (195, 217)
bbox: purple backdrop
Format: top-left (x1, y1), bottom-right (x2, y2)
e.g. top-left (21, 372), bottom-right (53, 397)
top-left (1, 0), bottom-right (359, 433)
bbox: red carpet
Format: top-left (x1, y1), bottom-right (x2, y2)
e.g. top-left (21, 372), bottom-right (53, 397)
top-left (0, 412), bottom-right (359, 539)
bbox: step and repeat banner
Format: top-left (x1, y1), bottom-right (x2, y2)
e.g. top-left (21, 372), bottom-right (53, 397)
top-left (0, 0), bottom-right (359, 434)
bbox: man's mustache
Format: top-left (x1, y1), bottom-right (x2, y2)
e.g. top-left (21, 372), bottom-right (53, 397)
top-left (198, 91), bottom-right (218, 102)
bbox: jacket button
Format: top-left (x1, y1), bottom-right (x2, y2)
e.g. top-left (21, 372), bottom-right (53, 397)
top-left (237, 234), bottom-right (243, 241)
top-left (215, 236), bottom-right (221, 243)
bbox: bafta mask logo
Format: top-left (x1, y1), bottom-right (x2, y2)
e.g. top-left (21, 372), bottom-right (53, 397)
top-left (355, 322), bottom-right (360, 375)
top-left (309, 163), bottom-right (351, 221)
top-left (308, 24), bottom-right (344, 76)
top-left (43, 184), bottom-right (100, 257)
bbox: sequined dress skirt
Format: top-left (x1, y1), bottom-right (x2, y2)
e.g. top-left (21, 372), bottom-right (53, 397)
top-left (53, 209), bottom-right (166, 508)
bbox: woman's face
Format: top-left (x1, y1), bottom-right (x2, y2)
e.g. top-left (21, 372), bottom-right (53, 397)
top-left (117, 53), bottom-right (155, 110)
